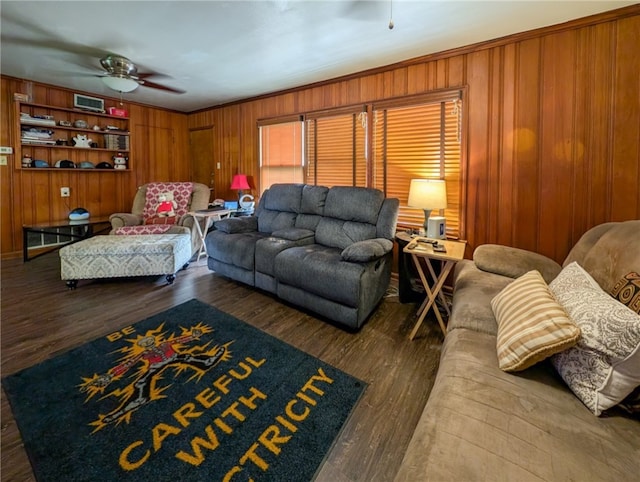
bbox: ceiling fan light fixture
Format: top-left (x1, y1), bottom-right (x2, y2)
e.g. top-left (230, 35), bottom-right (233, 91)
top-left (101, 75), bottom-right (139, 93)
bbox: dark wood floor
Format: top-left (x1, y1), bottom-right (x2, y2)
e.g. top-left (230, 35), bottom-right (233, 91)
top-left (0, 252), bottom-right (443, 482)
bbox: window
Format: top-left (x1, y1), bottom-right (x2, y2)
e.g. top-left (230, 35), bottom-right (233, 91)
top-left (372, 92), bottom-right (462, 238)
top-left (259, 119), bottom-right (304, 195)
top-left (258, 90), bottom-right (464, 238)
top-left (305, 108), bottom-right (367, 187)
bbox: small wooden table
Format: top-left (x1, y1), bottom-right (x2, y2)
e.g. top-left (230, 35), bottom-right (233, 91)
top-left (187, 209), bottom-right (232, 261)
top-left (404, 238), bottom-right (467, 340)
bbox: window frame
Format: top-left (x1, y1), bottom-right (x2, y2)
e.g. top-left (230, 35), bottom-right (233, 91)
top-left (257, 115), bottom-right (304, 195)
top-left (257, 88), bottom-right (467, 239)
top-left (371, 89), bottom-right (464, 238)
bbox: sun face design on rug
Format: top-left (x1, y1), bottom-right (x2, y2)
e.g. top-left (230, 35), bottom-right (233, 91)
top-left (79, 322), bottom-right (233, 433)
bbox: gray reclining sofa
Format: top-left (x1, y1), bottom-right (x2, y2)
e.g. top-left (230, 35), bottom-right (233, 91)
top-left (205, 183), bottom-right (399, 330)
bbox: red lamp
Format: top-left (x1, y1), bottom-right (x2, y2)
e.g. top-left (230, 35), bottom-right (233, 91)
top-left (230, 174), bottom-right (250, 201)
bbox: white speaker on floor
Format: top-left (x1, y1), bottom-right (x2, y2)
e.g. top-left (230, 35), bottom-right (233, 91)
top-left (427, 216), bottom-right (446, 239)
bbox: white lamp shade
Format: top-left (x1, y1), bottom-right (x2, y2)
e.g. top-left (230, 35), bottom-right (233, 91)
top-left (407, 179), bottom-right (447, 210)
top-left (101, 75), bottom-right (139, 93)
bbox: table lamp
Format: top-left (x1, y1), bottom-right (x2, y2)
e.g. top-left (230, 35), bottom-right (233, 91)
top-left (230, 174), bottom-right (250, 202)
top-left (407, 179), bottom-right (448, 239)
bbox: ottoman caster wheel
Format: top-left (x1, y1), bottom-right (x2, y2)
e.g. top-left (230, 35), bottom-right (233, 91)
top-left (66, 280), bottom-right (78, 290)
top-left (166, 274), bottom-right (176, 285)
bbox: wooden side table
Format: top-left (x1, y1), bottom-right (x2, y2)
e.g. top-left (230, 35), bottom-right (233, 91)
top-left (187, 210), bottom-right (231, 261)
top-left (404, 238), bottom-right (467, 340)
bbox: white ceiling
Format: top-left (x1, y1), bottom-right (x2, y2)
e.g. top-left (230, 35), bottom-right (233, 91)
top-left (1, 1), bottom-right (635, 113)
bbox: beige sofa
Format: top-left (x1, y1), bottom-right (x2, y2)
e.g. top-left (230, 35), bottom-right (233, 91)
top-left (396, 220), bottom-right (640, 481)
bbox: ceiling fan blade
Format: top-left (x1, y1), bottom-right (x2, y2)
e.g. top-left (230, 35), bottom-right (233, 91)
top-left (136, 71), bottom-right (171, 80)
top-left (138, 80), bottom-right (186, 94)
top-left (2, 11), bottom-right (115, 56)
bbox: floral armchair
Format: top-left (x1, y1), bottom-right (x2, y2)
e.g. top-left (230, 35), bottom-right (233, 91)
top-left (109, 182), bottom-right (210, 255)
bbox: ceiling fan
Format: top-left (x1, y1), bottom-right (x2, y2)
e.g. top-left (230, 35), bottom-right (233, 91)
top-left (96, 54), bottom-right (185, 94)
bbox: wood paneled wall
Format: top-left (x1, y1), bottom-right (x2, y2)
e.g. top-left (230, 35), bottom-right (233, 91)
top-left (2, 7), bottom-right (638, 262)
top-left (0, 78), bottom-right (190, 258)
top-left (188, 6), bottom-right (640, 263)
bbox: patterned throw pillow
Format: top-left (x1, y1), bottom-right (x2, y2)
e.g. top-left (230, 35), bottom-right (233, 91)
top-left (491, 270), bottom-right (580, 372)
top-left (610, 272), bottom-right (640, 314)
top-left (142, 182), bottom-right (194, 223)
top-left (549, 262), bottom-right (640, 416)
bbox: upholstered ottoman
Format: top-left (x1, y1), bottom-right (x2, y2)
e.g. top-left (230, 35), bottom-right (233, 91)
top-left (59, 234), bottom-right (191, 289)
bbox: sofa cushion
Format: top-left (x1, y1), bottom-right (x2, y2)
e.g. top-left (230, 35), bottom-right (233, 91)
top-left (214, 216), bottom-right (258, 234)
top-left (274, 245), bottom-right (367, 308)
top-left (448, 261), bottom-right (511, 336)
top-left (341, 238), bottom-right (393, 262)
top-left (315, 218), bottom-right (377, 250)
top-left (610, 271), bottom-right (640, 314)
top-left (262, 183), bottom-right (304, 212)
top-left (258, 210), bottom-right (297, 234)
top-left (549, 262), bottom-right (640, 415)
top-left (295, 213), bottom-right (324, 231)
top-left (376, 198), bottom-right (400, 240)
top-left (474, 244), bottom-right (562, 284)
top-left (300, 184), bottom-right (329, 214)
top-left (206, 230), bottom-right (268, 271)
top-left (323, 186), bottom-right (384, 225)
top-left (491, 270), bottom-right (580, 372)
top-left (395, 328), bottom-right (640, 482)
top-left (271, 228), bottom-right (315, 242)
top-left (255, 236), bottom-right (307, 278)
top-left (567, 220), bottom-right (640, 293)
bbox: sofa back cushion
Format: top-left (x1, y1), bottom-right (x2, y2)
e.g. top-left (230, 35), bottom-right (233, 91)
top-left (301, 185), bottom-right (329, 215)
top-left (295, 185), bottom-right (329, 231)
top-left (255, 183), bottom-right (398, 246)
top-left (316, 218), bottom-right (378, 250)
top-left (564, 220), bottom-right (640, 293)
top-left (262, 184), bottom-right (304, 212)
top-left (257, 184), bottom-right (303, 233)
top-left (316, 187), bottom-right (385, 250)
top-left (324, 186), bottom-right (384, 224)
top-left (258, 210), bottom-right (297, 234)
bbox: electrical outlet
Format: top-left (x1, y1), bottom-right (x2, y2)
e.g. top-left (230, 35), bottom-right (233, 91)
top-left (60, 187), bottom-right (70, 197)
top-left (0, 156), bottom-right (7, 166)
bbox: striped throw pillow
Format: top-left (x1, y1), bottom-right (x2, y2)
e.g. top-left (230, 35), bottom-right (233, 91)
top-left (491, 270), bottom-right (581, 372)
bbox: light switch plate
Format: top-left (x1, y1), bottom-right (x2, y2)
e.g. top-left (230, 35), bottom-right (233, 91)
top-left (0, 156), bottom-right (7, 165)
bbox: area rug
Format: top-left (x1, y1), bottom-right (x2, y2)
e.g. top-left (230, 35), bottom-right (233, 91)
top-left (2, 299), bottom-right (366, 481)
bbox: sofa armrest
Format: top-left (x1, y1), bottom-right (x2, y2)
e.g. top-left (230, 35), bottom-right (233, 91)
top-left (109, 213), bottom-right (142, 230)
top-left (214, 216), bottom-right (258, 234)
top-left (341, 238), bottom-right (393, 262)
top-left (271, 228), bottom-right (315, 242)
top-left (473, 244), bottom-right (562, 284)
